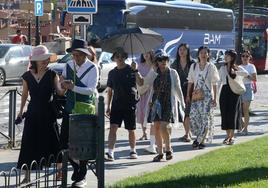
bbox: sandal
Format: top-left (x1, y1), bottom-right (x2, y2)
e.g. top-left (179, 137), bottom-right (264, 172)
top-left (152, 154), bottom-right (164, 162)
top-left (166, 151), bottom-right (173, 160)
top-left (223, 138), bottom-right (229, 145)
top-left (179, 135), bottom-right (191, 142)
top-left (198, 143), bottom-right (206, 149)
top-left (138, 134), bottom-right (148, 141)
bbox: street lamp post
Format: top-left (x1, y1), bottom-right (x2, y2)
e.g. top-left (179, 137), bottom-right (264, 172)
top-left (236, 0), bottom-right (244, 64)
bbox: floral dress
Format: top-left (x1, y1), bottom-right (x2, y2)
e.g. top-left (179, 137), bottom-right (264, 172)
top-left (190, 69), bottom-right (214, 143)
top-left (148, 69), bottom-right (173, 123)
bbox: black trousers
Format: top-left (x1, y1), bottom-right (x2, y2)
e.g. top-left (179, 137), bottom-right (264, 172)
top-left (60, 111), bottom-right (88, 181)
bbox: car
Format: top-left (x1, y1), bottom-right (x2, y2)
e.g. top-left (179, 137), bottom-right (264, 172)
top-left (190, 48), bottom-right (226, 69)
top-left (0, 44), bottom-right (32, 86)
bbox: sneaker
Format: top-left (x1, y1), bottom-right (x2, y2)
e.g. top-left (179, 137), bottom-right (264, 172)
top-left (104, 152), bottom-right (114, 162)
top-left (144, 145), bottom-right (157, 154)
top-left (72, 179), bottom-right (87, 188)
top-left (129, 151), bottom-right (138, 159)
top-left (198, 143), bottom-right (206, 149)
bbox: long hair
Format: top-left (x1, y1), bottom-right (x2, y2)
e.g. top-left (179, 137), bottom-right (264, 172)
top-left (29, 61), bottom-right (38, 73)
top-left (176, 43), bottom-right (191, 64)
top-left (225, 49), bottom-right (238, 71)
top-left (197, 46), bottom-right (210, 62)
top-left (140, 50), bottom-right (154, 63)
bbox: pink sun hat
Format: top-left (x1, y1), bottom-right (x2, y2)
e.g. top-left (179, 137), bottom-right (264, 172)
top-left (30, 45), bottom-right (53, 61)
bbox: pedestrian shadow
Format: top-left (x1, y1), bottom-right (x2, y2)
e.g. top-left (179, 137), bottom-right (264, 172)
top-left (118, 167), bottom-right (268, 188)
top-left (105, 161), bottom-right (151, 170)
top-left (235, 131), bottom-right (265, 137)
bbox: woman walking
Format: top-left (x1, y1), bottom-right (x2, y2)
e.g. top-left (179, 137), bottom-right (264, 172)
top-left (146, 49), bottom-right (185, 162)
top-left (171, 43), bottom-right (194, 142)
top-left (219, 50), bottom-right (247, 145)
top-left (187, 46), bottom-right (219, 149)
top-left (17, 45), bottom-right (64, 180)
top-left (240, 50), bottom-right (257, 134)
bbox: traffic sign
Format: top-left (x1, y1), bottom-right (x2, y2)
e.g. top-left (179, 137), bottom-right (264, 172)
top-left (67, 0), bottom-right (97, 13)
top-left (34, 0), bottom-right (43, 16)
top-left (73, 14), bottom-right (93, 25)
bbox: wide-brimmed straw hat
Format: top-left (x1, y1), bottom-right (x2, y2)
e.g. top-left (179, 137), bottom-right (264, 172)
top-left (30, 45), bottom-right (53, 61)
top-left (66, 39), bottom-right (91, 55)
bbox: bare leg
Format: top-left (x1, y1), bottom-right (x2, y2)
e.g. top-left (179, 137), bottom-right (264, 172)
top-left (128, 130), bottom-right (136, 149)
top-left (160, 122), bottom-right (171, 152)
top-left (108, 124), bottom-right (118, 150)
top-left (154, 121), bottom-right (163, 155)
top-left (242, 101), bottom-right (251, 132)
top-left (184, 116), bottom-right (191, 138)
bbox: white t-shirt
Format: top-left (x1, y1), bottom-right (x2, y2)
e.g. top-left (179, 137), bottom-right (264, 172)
top-left (240, 63), bottom-right (257, 84)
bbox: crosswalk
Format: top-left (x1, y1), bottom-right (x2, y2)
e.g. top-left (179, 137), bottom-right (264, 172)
top-left (69, 0), bottom-right (94, 8)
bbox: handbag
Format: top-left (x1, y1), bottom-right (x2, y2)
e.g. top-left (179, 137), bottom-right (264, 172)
top-left (191, 65), bottom-right (209, 102)
top-left (72, 63), bottom-right (96, 115)
top-left (228, 75), bottom-right (246, 95)
top-left (192, 88), bottom-right (204, 102)
top-left (72, 101), bottom-right (95, 115)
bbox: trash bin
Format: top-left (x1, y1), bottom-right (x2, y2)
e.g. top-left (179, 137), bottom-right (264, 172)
top-left (69, 114), bottom-right (97, 160)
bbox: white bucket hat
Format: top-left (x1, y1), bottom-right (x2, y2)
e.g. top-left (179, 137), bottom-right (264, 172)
top-left (30, 45), bottom-right (53, 61)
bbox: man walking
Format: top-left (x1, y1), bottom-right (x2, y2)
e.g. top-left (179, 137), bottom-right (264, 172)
top-left (60, 39), bottom-right (99, 187)
top-left (105, 48), bottom-right (140, 161)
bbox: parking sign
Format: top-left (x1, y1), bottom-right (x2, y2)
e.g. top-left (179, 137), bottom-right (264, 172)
top-left (34, 0), bottom-right (43, 16)
top-left (67, 0), bottom-right (97, 13)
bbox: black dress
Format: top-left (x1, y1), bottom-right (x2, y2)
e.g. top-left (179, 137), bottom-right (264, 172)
top-left (219, 76), bottom-right (242, 130)
top-left (17, 70), bottom-right (60, 169)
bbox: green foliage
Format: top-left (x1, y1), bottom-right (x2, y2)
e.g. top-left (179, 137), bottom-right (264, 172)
top-left (108, 136), bottom-right (268, 188)
top-left (201, 0), bottom-right (268, 9)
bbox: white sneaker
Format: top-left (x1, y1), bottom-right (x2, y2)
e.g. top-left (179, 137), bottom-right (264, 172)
top-left (72, 179), bottom-right (87, 188)
top-left (129, 151), bottom-right (138, 159)
top-left (144, 145), bottom-right (157, 154)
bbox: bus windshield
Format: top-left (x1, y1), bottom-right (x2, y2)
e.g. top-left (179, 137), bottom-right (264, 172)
top-left (87, 5), bottom-right (126, 43)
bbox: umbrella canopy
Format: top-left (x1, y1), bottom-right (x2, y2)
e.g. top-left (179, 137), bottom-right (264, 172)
top-left (100, 27), bottom-right (164, 55)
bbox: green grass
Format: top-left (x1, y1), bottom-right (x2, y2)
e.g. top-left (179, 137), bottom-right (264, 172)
top-left (108, 136), bottom-right (268, 188)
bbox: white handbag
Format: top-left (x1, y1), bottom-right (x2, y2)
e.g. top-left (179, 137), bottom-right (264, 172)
top-left (228, 75), bottom-right (246, 95)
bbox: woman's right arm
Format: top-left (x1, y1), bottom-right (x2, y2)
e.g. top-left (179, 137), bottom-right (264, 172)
top-left (18, 79), bottom-right (29, 117)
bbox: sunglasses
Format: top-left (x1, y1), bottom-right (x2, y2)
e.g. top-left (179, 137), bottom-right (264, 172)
top-left (241, 55), bottom-right (250, 58)
top-left (156, 57), bottom-right (168, 62)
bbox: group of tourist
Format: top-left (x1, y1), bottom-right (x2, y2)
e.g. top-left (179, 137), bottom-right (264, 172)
top-left (104, 43), bottom-right (257, 163)
top-left (15, 38), bottom-right (257, 187)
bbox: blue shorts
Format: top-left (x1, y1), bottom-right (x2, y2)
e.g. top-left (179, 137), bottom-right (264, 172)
top-left (242, 83), bottom-right (253, 102)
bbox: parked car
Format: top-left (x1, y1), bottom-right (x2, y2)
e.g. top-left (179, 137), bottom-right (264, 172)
top-left (190, 48), bottom-right (226, 69)
top-left (0, 44), bottom-right (32, 86)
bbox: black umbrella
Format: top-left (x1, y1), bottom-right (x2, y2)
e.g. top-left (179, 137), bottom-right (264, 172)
top-left (100, 27), bottom-right (164, 59)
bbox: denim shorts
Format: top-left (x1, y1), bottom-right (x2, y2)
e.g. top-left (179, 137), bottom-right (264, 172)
top-left (242, 83), bottom-right (254, 102)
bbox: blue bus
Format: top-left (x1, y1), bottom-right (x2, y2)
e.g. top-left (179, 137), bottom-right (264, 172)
top-left (87, 0), bottom-right (235, 60)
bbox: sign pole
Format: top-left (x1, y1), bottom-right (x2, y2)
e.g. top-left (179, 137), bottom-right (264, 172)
top-left (35, 16), bottom-right (40, 45)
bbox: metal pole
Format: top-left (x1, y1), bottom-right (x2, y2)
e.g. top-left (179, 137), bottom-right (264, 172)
top-left (8, 90), bottom-right (16, 148)
top-left (61, 149), bottom-right (68, 187)
top-left (35, 16), bottom-right (40, 46)
top-left (236, 0), bottom-right (244, 64)
top-left (28, 0), bottom-right (31, 45)
top-left (97, 96), bottom-right (105, 188)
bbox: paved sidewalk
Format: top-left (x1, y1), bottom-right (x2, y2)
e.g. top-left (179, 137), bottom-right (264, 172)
top-left (1, 75), bottom-right (268, 187)
top-left (0, 102), bottom-right (267, 187)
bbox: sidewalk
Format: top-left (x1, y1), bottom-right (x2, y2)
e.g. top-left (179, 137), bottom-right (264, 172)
top-left (0, 101), bottom-right (267, 187)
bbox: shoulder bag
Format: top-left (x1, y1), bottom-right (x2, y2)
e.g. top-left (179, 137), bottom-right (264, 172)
top-left (191, 64), bottom-right (209, 102)
top-left (72, 63), bottom-right (96, 115)
top-left (228, 75), bottom-right (246, 95)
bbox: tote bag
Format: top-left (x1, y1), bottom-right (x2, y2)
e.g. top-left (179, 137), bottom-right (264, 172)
top-left (228, 75), bottom-right (246, 95)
